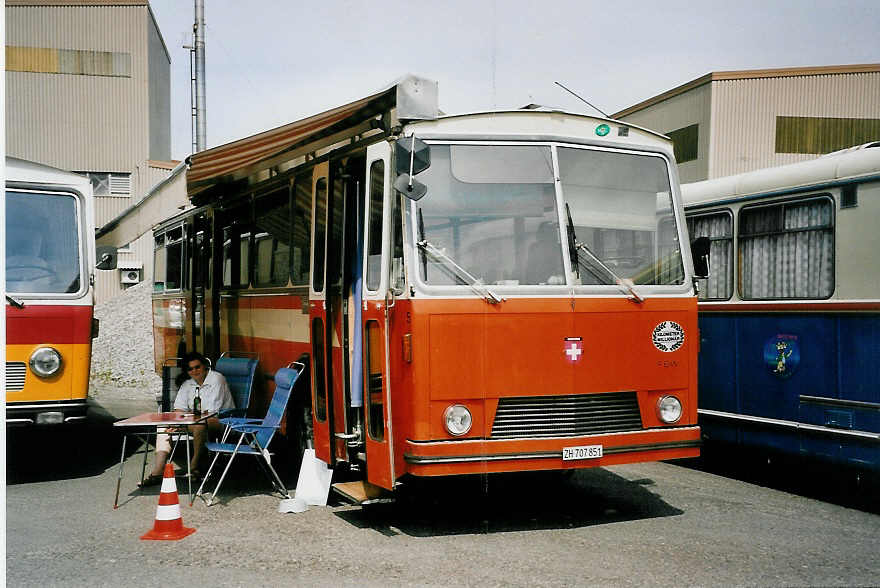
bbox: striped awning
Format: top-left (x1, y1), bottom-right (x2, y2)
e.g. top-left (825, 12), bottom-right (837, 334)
top-left (187, 86), bottom-right (395, 198)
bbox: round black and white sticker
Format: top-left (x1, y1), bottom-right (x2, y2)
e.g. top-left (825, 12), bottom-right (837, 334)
top-left (652, 321), bottom-right (684, 352)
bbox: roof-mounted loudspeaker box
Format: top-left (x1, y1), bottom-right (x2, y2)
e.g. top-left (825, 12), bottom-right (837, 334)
top-left (396, 75), bottom-right (439, 121)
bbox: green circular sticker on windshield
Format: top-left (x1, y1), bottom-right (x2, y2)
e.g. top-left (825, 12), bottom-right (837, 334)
top-left (595, 124), bottom-right (610, 137)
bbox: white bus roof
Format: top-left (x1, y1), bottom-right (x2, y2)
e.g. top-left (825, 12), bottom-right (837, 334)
top-left (407, 109), bottom-right (671, 149)
top-left (187, 75), bottom-right (673, 202)
top-left (682, 145), bottom-right (880, 208)
top-left (5, 156), bottom-right (91, 193)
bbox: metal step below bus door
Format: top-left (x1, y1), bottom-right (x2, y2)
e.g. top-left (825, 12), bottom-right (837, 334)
top-left (331, 480), bottom-right (393, 505)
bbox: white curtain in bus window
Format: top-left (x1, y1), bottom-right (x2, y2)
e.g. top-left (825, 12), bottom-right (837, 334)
top-left (6, 191), bottom-right (81, 294)
top-left (415, 144), bottom-right (561, 286)
top-left (739, 198), bottom-right (833, 299)
top-left (557, 147), bottom-right (683, 285)
top-left (687, 213), bottom-right (733, 300)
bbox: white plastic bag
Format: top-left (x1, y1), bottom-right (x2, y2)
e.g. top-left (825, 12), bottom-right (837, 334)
top-left (294, 448), bottom-right (332, 506)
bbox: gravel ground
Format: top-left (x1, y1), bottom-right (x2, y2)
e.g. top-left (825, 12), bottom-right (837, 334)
top-left (7, 435), bottom-right (879, 587)
top-left (89, 280), bottom-right (161, 418)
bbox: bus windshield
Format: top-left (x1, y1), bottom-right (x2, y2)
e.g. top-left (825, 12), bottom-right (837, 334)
top-left (558, 147), bottom-right (684, 286)
top-left (5, 190), bottom-right (82, 294)
top-left (412, 143), bottom-right (684, 288)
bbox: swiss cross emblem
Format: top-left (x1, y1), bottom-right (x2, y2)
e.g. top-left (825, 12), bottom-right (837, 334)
top-left (564, 337), bottom-right (584, 362)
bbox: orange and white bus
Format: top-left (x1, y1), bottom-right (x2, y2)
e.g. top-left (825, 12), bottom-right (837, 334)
top-left (5, 157), bottom-right (116, 426)
top-left (152, 77), bottom-right (706, 495)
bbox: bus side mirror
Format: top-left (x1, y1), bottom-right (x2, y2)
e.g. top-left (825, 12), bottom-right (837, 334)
top-left (394, 136), bottom-right (431, 201)
top-left (395, 137), bottom-right (430, 176)
top-left (690, 236), bottom-right (710, 279)
top-left (393, 173), bottom-right (427, 201)
top-left (96, 245), bottom-right (118, 270)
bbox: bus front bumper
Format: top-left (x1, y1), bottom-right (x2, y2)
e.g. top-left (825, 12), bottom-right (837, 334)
top-left (402, 426), bottom-right (701, 476)
top-left (6, 400), bottom-right (89, 426)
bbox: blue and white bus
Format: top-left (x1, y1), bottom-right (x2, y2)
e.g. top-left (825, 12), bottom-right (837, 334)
top-left (682, 144), bottom-right (880, 471)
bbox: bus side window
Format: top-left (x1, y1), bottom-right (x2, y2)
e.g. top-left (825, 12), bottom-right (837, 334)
top-left (153, 233), bottom-right (166, 292)
top-left (312, 178), bottom-right (328, 292)
top-left (686, 211), bottom-right (733, 300)
top-left (739, 196), bottom-right (834, 299)
top-left (221, 203), bottom-right (252, 289)
top-left (390, 192), bottom-right (405, 294)
top-left (365, 320), bottom-right (384, 441)
top-left (291, 172), bottom-right (312, 285)
top-left (254, 186), bottom-right (291, 288)
top-left (366, 160), bottom-right (384, 292)
top-left (165, 226), bottom-right (183, 290)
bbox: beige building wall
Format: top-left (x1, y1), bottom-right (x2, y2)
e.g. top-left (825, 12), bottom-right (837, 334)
top-left (5, 3), bottom-right (164, 172)
top-left (710, 72), bottom-right (880, 177)
top-left (614, 65), bottom-right (880, 182)
top-left (6, 0), bottom-right (173, 304)
top-left (95, 160), bottom-right (182, 303)
top-left (619, 82), bottom-right (712, 183)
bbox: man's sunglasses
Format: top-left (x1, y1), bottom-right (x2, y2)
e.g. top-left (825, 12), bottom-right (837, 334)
top-left (186, 364), bottom-right (204, 372)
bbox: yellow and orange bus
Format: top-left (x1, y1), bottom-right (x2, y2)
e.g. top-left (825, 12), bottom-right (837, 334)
top-left (152, 76), bottom-right (706, 495)
top-left (5, 157), bottom-right (115, 426)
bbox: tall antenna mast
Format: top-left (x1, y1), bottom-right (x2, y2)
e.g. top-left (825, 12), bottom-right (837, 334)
top-left (554, 81), bottom-right (609, 118)
top-left (190, 0), bottom-right (207, 152)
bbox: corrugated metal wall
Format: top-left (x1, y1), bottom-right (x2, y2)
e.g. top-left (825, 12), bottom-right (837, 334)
top-left (618, 83), bottom-right (712, 183)
top-left (5, 5), bottom-right (151, 173)
top-left (710, 72), bottom-right (880, 178)
top-left (7, 3), bottom-right (175, 304)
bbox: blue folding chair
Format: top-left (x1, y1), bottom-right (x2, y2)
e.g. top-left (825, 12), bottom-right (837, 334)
top-left (195, 362), bottom-right (305, 506)
top-left (214, 352), bottom-right (259, 421)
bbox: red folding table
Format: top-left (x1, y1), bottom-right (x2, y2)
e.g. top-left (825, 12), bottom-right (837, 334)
top-left (113, 411), bottom-right (215, 508)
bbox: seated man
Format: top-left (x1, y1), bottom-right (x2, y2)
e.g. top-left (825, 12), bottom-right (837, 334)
top-left (140, 352), bottom-right (234, 486)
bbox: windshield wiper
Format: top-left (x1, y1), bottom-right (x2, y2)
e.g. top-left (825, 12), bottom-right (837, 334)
top-left (565, 203), bottom-right (644, 304)
top-left (417, 239), bottom-right (505, 304)
top-left (6, 294), bottom-right (25, 309)
top-left (416, 210), bottom-right (504, 304)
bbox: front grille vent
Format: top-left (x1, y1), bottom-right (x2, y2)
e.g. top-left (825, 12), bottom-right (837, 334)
top-left (6, 362), bottom-right (27, 391)
top-left (491, 391), bottom-right (643, 439)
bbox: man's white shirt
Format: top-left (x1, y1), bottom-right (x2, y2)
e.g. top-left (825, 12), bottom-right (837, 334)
top-left (173, 368), bottom-right (235, 413)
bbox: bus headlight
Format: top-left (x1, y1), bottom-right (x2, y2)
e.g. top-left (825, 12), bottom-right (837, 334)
top-left (444, 405), bottom-right (473, 436)
top-left (657, 395), bottom-right (682, 424)
top-left (29, 347), bottom-right (62, 378)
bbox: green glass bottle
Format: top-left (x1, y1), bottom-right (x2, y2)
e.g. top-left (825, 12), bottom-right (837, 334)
top-left (192, 385), bottom-right (202, 416)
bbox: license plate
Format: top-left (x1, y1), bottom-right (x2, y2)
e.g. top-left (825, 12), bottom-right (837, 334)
top-left (562, 444), bottom-right (603, 461)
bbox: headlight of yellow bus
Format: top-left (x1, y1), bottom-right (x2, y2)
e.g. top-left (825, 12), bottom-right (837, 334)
top-left (444, 404), bottom-right (473, 436)
top-left (29, 347), bottom-right (63, 378)
top-left (656, 395), bottom-right (683, 424)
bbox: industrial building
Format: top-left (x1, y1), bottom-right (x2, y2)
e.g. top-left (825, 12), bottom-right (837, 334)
top-left (613, 64), bottom-right (880, 183)
top-left (5, 0), bottom-right (175, 302)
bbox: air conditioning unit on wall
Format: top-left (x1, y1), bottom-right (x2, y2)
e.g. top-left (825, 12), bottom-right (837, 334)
top-left (120, 269), bottom-right (141, 284)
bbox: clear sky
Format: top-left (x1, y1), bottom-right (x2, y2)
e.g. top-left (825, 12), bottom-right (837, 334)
top-left (148, 0), bottom-right (880, 161)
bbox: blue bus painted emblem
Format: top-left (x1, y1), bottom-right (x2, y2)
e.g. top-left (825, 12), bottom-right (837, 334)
top-left (763, 334), bottom-right (800, 379)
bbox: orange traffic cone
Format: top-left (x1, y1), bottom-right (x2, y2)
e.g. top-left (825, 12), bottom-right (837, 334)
top-left (140, 463), bottom-right (196, 541)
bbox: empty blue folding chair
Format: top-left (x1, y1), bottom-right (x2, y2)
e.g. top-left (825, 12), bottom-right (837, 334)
top-left (214, 352), bottom-right (259, 421)
top-left (195, 362), bottom-right (305, 506)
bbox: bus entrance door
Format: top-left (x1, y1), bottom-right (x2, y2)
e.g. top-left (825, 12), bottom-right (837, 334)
top-left (361, 143), bottom-right (394, 490)
top-left (311, 157), bottom-right (365, 467)
top-left (191, 211), bottom-right (211, 356)
top-left (309, 164), bottom-right (334, 464)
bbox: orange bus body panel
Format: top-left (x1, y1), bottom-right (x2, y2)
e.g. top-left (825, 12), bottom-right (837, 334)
top-left (385, 296), bottom-right (699, 479)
